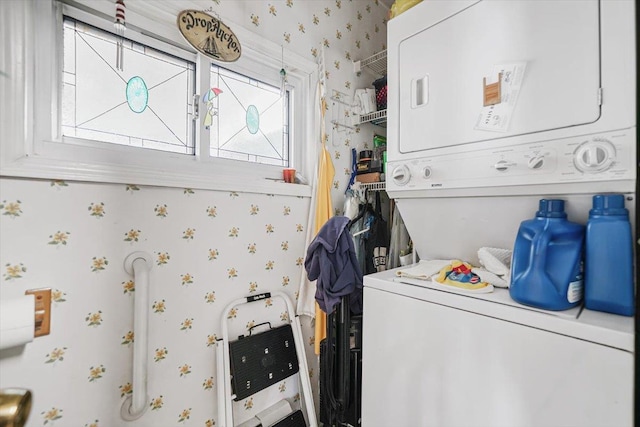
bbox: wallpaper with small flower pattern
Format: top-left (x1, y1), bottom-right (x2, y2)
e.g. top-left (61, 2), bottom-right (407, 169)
top-left (0, 1), bottom-right (387, 426)
top-left (1, 179), bottom-right (311, 427)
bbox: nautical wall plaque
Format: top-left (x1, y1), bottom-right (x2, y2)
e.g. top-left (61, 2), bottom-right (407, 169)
top-left (177, 10), bottom-right (241, 62)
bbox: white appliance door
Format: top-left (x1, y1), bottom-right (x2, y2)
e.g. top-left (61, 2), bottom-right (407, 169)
top-left (398, 0), bottom-right (601, 153)
top-left (361, 287), bottom-right (633, 427)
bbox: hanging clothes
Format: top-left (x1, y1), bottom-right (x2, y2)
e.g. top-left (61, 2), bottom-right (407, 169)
top-left (308, 46), bottom-right (335, 354)
top-left (388, 203), bottom-right (411, 269)
top-left (294, 47), bottom-right (337, 354)
top-left (315, 142), bottom-right (334, 233)
top-left (364, 191), bottom-right (389, 274)
top-left (305, 216), bottom-right (363, 314)
top-left (312, 95), bottom-right (335, 355)
top-left (296, 82), bottom-right (325, 318)
top-left (347, 189), bottom-right (373, 275)
top-left (296, 52), bottom-right (333, 326)
top-left (350, 213), bottom-right (367, 274)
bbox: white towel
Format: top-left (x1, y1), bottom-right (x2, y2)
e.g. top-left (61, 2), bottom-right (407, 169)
top-left (472, 268), bottom-right (509, 288)
top-left (477, 247), bottom-right (512, 288)
top-left (395, 259), bottom-right (451, 280)
top-left (295, 82), bottom-right (322, 318)
top-left (296, 277), bottom-right (317, 318)
top-left (477, 247), bottom-right (511, 277)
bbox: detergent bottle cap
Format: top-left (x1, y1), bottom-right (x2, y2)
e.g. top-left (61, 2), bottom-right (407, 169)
top-left (590, 194), bottom-right (628, 216)
top-left (536, 199), bottom-right (567, 218)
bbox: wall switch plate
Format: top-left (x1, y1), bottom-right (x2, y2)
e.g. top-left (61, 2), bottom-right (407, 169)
top-left (24, 288), bottom-right (51, 337)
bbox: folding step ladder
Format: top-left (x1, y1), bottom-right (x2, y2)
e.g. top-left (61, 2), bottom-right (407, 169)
top-left (216, 292), bottom-right (318, 427)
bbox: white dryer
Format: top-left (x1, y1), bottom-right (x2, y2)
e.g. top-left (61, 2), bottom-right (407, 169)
top-left (385, 0), bottom-right (636, 197)
top-left (381, 0), bottom-right (636, 265)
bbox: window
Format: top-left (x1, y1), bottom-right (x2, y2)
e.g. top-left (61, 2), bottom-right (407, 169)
top-left (62, 18), bottom-right (197, 155)
top-left (0, 0), bottom-right (315, 196)
top-left (210, 65), bottom-right (290, 167)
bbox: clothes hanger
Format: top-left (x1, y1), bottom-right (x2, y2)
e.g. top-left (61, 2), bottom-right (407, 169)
top-left (348, 189), bottom-right (376, 235)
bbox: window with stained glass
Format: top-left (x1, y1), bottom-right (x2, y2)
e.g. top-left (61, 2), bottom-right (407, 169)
top-left (208, 65), bottom-right (290, 167)
top-left (62, 17), bottom-right (196, 155)
top-left (3, 1), bottom-right (314, 194)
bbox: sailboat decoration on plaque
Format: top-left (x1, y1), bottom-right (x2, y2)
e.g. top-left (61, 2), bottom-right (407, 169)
top-left (199, 36), bottom-right (220, 59)
top-left (177, 10), bottom-right (241, 62)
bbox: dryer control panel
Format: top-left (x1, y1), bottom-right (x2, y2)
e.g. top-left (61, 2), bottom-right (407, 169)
top-left (386, 129), bottom-right (635, 192)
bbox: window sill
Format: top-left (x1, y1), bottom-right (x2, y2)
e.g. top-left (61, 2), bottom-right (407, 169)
top-left (0, 152), bottom-right (312, 198)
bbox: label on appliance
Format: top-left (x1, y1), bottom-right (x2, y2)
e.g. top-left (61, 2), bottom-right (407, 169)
top-left (475, 62), bottom-right (527, 133)
top-left (567, 279), bottom-right (584, 303)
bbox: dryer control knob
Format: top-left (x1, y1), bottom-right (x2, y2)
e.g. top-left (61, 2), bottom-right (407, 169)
top-left (392, 165), bottom-right (411, 186)
top-left (527, 156), bottom-right (545, 170)
top-left (494, 160), bottom-right (512, 172)
top-left (573, 139), bottom-right (616, 173)
top-left (422, 166), bottom-right (432, 179)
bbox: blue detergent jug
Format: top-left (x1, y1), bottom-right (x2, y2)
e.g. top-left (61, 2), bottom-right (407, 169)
top-left (584, 194), bottom-right (635, 316)
top-left (510, 199), bottom-right (585, 311)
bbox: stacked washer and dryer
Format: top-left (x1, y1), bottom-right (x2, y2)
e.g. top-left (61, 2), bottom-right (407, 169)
top-left (361, 1), bottom-right (636, 426)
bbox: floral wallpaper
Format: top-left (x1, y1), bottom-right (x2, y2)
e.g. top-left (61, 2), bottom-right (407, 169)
top-left (0, 1), bottom-right (387, 426)
top-left (0, 179), bottom-right (312, 427)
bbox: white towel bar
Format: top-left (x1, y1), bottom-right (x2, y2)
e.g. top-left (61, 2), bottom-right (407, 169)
top-left (120, 251), bottom-right (153, 421)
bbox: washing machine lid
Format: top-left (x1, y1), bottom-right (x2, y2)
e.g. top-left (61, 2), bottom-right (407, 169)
top-left (398, 0), bottom-right (601, 154)
top-left (364, 268), bottom-right (635, 352)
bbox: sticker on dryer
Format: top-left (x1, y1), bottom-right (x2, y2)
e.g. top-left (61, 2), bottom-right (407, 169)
top-left (475, 62), bottom-right (527, 133)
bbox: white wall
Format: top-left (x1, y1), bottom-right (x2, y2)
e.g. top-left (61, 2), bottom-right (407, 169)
top-left (0, 1), bottom-right (387, 426)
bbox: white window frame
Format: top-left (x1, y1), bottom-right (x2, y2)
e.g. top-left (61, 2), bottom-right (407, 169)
top-left (0, 0), bottom-right (317, 197)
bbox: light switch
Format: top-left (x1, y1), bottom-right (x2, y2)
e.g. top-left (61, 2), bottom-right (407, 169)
top-left (24, 288), bottom-right (51, 337)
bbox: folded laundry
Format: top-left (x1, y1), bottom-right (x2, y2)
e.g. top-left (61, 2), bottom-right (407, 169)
top-left (477, 247), bottom-right (512, 288)
top-left (395, 259), bottom-right (451, 280)
top-left (396, 259), bottom-right (496, 293)
top-left (432, 260), bottom-right (493, 292)
top-left (472, 267), bottom-right (509, 288)
top-left (478, 247), bottom-right (511, 275)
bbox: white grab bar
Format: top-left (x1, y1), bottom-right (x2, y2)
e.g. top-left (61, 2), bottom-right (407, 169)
top-left (121, 251), bottom-right (153, 421)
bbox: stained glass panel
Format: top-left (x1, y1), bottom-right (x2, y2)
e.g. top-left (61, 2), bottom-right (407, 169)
top-left (62, 18), bottom-right (196, 154)
top-left (209, 65), bottom-right (290, 166)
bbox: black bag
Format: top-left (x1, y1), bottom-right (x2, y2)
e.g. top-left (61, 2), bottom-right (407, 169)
top-left (364, 192), bottom-right (388, 274)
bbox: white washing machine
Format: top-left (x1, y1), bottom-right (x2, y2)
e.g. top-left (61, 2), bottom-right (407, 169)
top-left (362, 0), bottom-right (636, 425)
top-left (362, 269), bottom-right (634, 427)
